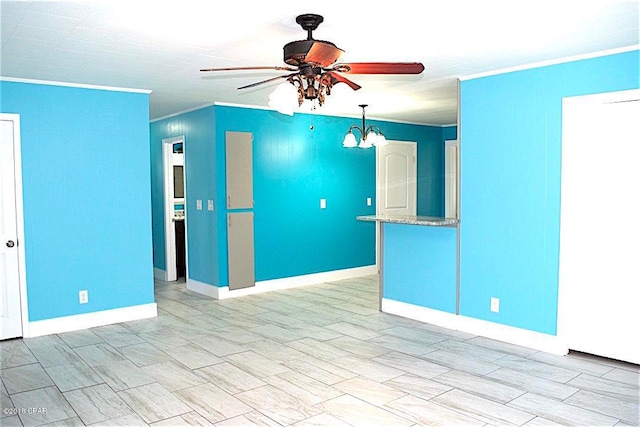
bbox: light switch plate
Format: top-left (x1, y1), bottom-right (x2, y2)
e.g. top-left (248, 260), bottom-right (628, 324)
top-left (207, 200), bottom-right (214, 211)
top-left (320, 198), bottom-right (326, 209)
top-left (367, 197), bottom-right (372, 206)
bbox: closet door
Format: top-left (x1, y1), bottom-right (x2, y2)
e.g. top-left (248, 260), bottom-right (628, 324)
top-left (225, 131), bottom-right (255, 290)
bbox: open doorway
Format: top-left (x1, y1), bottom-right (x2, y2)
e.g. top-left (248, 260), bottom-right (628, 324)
top-left (162, 136), bottom-right (187, 282)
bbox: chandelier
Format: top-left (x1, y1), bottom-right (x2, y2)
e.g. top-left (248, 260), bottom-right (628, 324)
top-left (342, 104), bottom-right (388, 149)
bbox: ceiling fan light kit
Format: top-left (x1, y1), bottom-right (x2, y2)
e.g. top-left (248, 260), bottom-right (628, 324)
top-left (200, 14), bottom-right (424, 118)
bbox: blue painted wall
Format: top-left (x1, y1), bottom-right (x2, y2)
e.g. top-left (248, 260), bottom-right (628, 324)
top-left (383, 223), bottom-right (458, 313)
top-left (1, 81), bottom-right (154, 321)
top-left (442, 126), bottom-right (457, 142)
top-left (215, 106), bottom-right (377, 284)
top-left (150, 104), bottom-right (451, 287)
top-left (459, 50), bottom-right (639, 335)
top-left (150, 107), bottom-right (219, 285)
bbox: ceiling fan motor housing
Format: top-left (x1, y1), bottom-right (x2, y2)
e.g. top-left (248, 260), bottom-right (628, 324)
top-left (283, 39), bottom-right (341, 67)
top-left (283, 40), bottom-right (317, 66)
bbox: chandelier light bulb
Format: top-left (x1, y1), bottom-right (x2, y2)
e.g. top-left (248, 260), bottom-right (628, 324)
top-left (374, 132), bottom-right (388, 146)
top-left (342, 131), bottom-right (358, 148)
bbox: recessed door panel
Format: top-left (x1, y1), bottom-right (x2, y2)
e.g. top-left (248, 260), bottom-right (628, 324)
top-left (226, 131), bottom-right (253, 209)
top-left (227, 212), bottom-right (255, 290)
top-left (377, 141), bottom-right (417, 216)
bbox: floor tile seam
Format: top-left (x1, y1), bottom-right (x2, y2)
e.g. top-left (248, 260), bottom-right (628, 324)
top-left (322, 391), bottom-right (416, 425)
top-left (433, 389), bottom-right (540, 426)
top-left (562, 388), bottom-right (640, 410)
top-left (167, 378), bottom-right (253, 415)
top-left (566, 385), bottom-right (640, 404)
top-left (428, 370), bottom-right (529, 404)
top-left (491, 358), bottom-right (583, 385)
top-left (479, 369), bottom-right (584, 403)
top-left (211, 377), bottom-right (270, 398)
top-left (11, 384), bottom-right (83, 424)
top-left (61, 384), bottom-right (138, 426)
top-left (570, 376), bottom-right (640, 395)
top-left (116, 381), bottom-right (192, 424)
top-left (521, 355), bottom-right (612, 379)
top-left (568, 354), bottom-right (640, 374)
top-left (380, 393), bottom-right (481, 425)
top-left (505, 391), bottom-right (624, 425)
top-left (3, 362), bottom-right (60, 396)
top-left (261, 374), bottom-right (345, 405)
top-left (5, 380), bottom-right (64, 398)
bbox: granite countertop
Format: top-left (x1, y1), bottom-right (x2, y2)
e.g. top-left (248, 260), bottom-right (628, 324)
top-left (356, 214), bottom-right (460, 227)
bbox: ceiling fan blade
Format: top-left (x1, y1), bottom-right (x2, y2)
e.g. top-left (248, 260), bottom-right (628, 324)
top-left (325, 72), bottom-right (361, 91)
top-left (332, 62), bottom-right (425, 74)
top-left (200, 66), bottom-right (297, 72)
top-left (237, 73), bottom-right (299, 90)
top-left (305, 41), bottom-right (344, 68)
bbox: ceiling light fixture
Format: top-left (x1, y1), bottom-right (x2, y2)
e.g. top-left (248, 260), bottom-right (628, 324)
top-left (343, 104), bottom-right (388, 149)
top-left (268, 69), bottom-right (334, 115)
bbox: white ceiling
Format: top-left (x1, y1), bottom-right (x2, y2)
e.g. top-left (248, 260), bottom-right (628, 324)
top-left (1, 1), bottom-right (638, 125)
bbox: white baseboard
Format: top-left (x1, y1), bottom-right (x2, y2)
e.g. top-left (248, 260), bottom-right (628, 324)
top-left (153, 268), bottom-right (167, 281)
top-left (26, 303), bottom-right (158, 338)
top-left (187, 265), bottom-right (377, 300)
top-left (187, 278), bottom-right (220, 299)
top-left (382, 298), bottom-right (569, 356)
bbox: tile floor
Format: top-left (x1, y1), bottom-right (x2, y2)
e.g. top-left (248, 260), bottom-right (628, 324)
top-left (1, 275), bottom-right (638, 426)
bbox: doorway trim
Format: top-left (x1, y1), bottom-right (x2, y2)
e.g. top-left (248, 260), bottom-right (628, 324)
top-left (162, 135), bottom-right (187, 282)
top-left (444, 139), bottom-right (459, 219)
top-left (1, 113), bottom-right (30, 338)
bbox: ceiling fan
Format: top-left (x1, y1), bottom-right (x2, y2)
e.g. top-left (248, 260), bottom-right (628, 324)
top-left (200, 14), bottom-right (425, 109)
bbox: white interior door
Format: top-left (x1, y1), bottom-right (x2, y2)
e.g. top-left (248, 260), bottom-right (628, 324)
top-left (559, 90), bottom-right (640, 364)
top-left (377, 141), bottom-right (417, 216)
top-left (1, 115), bottom-right (24, 340)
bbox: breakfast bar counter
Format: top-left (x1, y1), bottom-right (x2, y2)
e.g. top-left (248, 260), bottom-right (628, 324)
top-left (357, 214), bottom-right (459, 314)
top-left (357, 214), bottom-right (459, 227)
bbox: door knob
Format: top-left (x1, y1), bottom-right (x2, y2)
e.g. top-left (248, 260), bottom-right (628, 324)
top-left (6, 240), bottom-right (15, 248)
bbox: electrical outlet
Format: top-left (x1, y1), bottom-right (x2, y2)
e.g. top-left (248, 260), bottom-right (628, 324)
top-left (207, 200), bottom-right (214, 211)
top-left (490, 297), bottom-right (500, 313)
top-left (367, 197), bottom-right (372, 206)
top-left (196, 199), bottom-right (202, 210)
top-left (79, 290), bottom-right (89, 304)
top-left (320, 198), bottom-right (326, 209)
